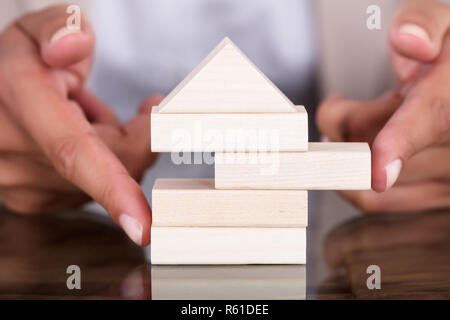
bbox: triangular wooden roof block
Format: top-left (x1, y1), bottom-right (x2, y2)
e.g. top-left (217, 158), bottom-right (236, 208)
top-left (159, 37), bottom-right (296, 113)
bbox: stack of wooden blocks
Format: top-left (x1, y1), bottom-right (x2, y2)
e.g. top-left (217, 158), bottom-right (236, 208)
top-left (150, 38), bottom-right (371, 265)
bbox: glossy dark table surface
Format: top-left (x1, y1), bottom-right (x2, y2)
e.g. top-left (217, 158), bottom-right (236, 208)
top-left (1, 191), bottom-right (449, 299)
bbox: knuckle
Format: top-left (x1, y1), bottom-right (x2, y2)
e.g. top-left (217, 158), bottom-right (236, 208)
top-left (49, 132), bottom-right (96, 181)
top-left (49, 137), bottom-right (79, 181)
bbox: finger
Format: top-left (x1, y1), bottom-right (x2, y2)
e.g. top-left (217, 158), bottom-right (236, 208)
top-left (3, 70), bottom-right (151, 246)
top-left (339, 182), bottom-right (450, 213)
top-left (0, 105), bottom-right (38, 154)
top-left (0, 154), bottom-right (79, 192)
top-left (390, 0), bottom-right (450, 62)
top-left (396, 145), bottom-right (450, 184)
top-left (343, 92), bottom-right (403, 144)
top-left (371, 35), bottom-right (450, 192)
top-left (316, 92), bottom-right (402, 144)
top-left (389, 47), bottom-right (421, 83)
top-left (138, 94), bottom-right (165, 115)
top-left (95, 113), bottom-right (158, 181)
top-left (0, 187), bottom-right (88, 215)
top-left (17, 4), bottom-right (95, 69)
top-left (316, 95), bottom-right (356, 141)
top-left (73, 88), bottom-right (120, 126)
top-left (124, 113), bottom-right (159, 171)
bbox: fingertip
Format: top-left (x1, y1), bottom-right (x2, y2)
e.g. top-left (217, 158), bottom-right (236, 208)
top-left (105, 175), bottom-right (151, 246)
top-left (316, 95), bottom-right (353, 141)
top-left (390, 23), bottom-right (437, 62)
top-left (371, 133), bottom-right (403, 192)
top-left (118, 209), bottom-right (151, 246)
top-left (42, 27), bottom-right (94, 67)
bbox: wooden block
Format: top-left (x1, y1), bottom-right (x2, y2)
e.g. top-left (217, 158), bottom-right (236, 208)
top-left (151, 227), bottom-right (306, 265)
top-left (152, 179), bottom-right (307, 227)
top-left (151, 105), bottom-right (308, 152)
top-left (215, 142), bottom-right (371, 190)
top-left (151, 265), bottom-right (306, 300)
top-left (158, 37), bottom-right (296, 113)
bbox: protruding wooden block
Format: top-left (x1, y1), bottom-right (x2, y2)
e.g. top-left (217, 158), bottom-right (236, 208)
top-left (152, 179), bottom-right (307, 227)
top-left (215, 142), bottom-right (371, 190)
top-left (151, 227), bottom-right (306, 265)
top-left (151, 265), bottom-right (306, 300)
top-left (151, 105), bottom-right (308, 152)
top-left (158, 37), bottom-right (297, 114)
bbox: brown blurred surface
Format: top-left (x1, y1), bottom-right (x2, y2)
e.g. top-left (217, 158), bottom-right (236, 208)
top-left (0, 191), bottom-right (449, 299)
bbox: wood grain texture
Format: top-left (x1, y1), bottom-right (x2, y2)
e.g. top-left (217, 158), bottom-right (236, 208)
top-left (151, 105), bottom-right (308, 152)
top-left (2, 194), bottom-right (450, 299)
top-left (152, 265), bottom-right (306, 300)
top-left (152, 179), bottom-right (307, 227)
top-left (151, 227), bottom-right (306, 265)
top-left (158, 37), bottom-right (296, 113)
top-left (215, 142), bottom-right (371, 190)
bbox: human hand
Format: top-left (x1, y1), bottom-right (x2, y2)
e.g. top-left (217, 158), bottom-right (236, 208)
top-left (0, 5), bottom-right (159, 245)
top-left (316, 0), bottom-right (450, 212)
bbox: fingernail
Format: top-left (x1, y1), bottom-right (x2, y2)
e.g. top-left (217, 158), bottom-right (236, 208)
top-left (398, 23), bottom-right (432, 46)
top-left (321, 135), bottom-right (330, 142)
top-left (385, 159), bottom-right (402, 190)
top-left (50, 27), bottom-right (81, 45)
top-left (119, 214), bottom-right (143, 245)
top-left (121, 268), bottom-right (144, 299)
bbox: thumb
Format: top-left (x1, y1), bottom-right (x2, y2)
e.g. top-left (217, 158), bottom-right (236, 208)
top-left (390, 0), bottom-right (450, 62)
top-left (17, 5), bottom-right (95, 70)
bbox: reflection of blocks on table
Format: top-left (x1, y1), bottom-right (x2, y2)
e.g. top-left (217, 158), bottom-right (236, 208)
top-left (150, 37), bottom-right (371, 265)
top-left (151, 265), bottom-right (306, 300)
